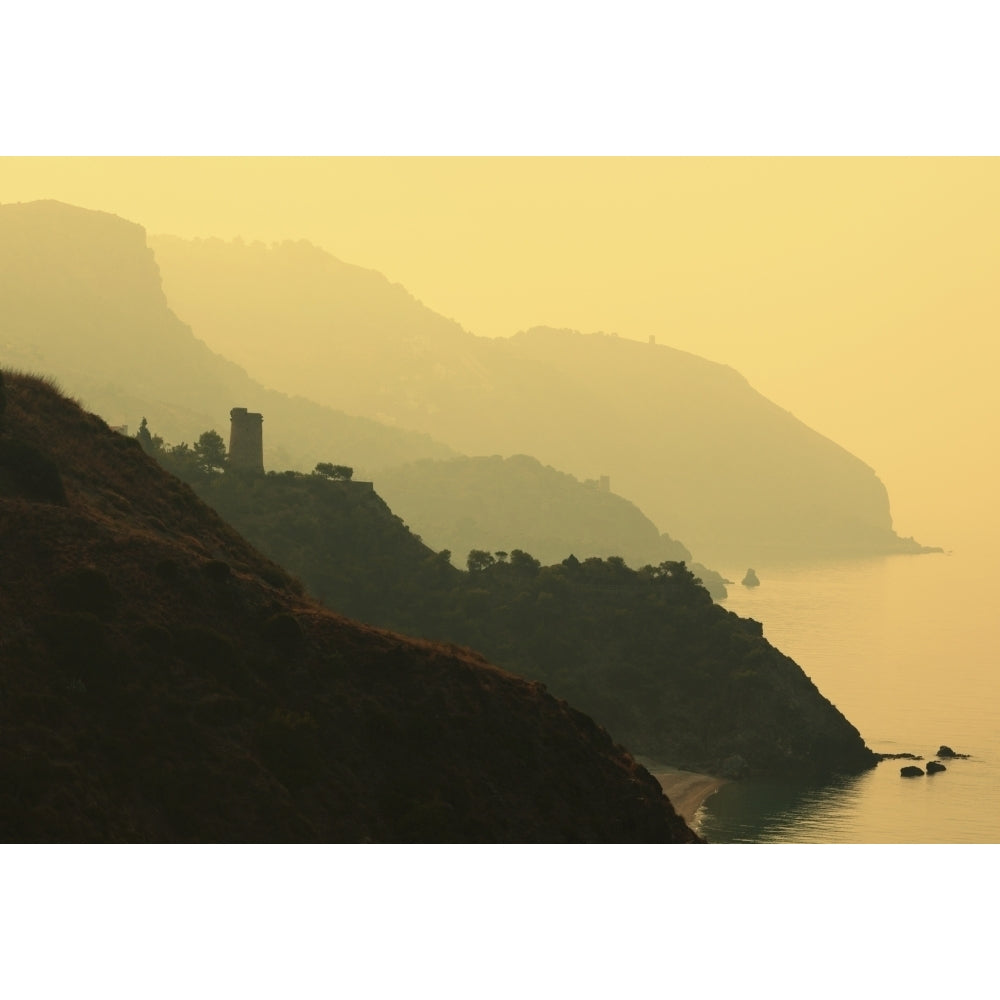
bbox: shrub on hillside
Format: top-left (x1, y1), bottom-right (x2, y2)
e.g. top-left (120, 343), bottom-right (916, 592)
top-left (259, 564), bottom-right (302, 593)
top-left (40, 611), bottom-right (109, 677)
top-left (0, 439), bottom-right (67, 504)
top-left (262, 612), bottom-right (304, 654)
top-left (192, 693), bottom-right (246, 726)
top-left (134, 622), bottom-right (174, 653)
top-left (155, 558), bottom-right (180, 582)
top-left (52, 567), bottom-right (117, 620)
top-left (201, 560), bottom-right (231, 584)
top-left (173, 625), bottom-right (243, 688)
top-left (256, 708), bottom-right (320, 789)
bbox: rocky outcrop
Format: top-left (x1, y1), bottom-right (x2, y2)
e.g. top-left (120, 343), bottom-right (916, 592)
top-left (741, 568), bottom-right (760, 587)
top-left (901, 766), bottom-right (925, 777)
top-left (937, 745), bottom-right (970, 759)
top-left (926, 761), bottom-right (947, 774)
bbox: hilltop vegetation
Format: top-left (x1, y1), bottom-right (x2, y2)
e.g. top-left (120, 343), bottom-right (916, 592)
top-left (372, 453), bottom-right (727, 596)
top-left (0, 369), bottom-right (699, 842)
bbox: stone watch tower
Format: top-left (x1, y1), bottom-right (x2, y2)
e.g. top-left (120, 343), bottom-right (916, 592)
top-left (229, 407), bottom-right (264, 473)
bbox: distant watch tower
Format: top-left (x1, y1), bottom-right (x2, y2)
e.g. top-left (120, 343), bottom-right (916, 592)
top-left (229, 407), bottom-right (264, 473)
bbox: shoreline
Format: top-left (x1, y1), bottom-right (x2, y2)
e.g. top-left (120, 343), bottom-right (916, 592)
top-left (650, 766), bottom-right (729, 829)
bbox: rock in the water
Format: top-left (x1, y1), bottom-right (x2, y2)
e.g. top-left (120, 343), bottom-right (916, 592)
top-left (900, 765), bottom-right (925, 777)
top-left (741, 568), bottom-right (760, 587)
top-left (937, 745), bottom-right (970, 759)
top-left (926, 761), bottom-right (947, 774)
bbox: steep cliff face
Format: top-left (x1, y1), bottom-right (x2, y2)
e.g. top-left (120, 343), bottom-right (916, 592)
top-left (0, 370), bottom-right (699, 843)
top-left (500, 327), bottom-right (915, 565)
top-left (150, 234), bottom-right (931, 564)
top-left (0, 200), bottom-right (454, 475)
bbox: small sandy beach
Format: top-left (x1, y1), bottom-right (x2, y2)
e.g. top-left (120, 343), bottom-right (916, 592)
top-left (650, 767), bottom-right (728, 828)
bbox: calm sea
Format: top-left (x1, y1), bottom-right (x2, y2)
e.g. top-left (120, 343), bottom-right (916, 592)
top-left (696, 542), bottom-right (1000, 843)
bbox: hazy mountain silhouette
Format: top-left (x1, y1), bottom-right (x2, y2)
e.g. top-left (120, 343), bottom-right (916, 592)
top-left (1, 200), bottom-right (726, 579)
top-left (0, 368), bottom-right (700, 842)
top-left (150, 234), bottom-right (933, 564)
top-left (0, 201), bottom-right (454, 477)
top-left (3, 201), bottom-right (720, 575)
top-left (373, 453), bottom-right (727, 596)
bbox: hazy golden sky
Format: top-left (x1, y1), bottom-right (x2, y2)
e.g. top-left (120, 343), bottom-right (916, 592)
top-left (2, 157), bottom-right (997, 545)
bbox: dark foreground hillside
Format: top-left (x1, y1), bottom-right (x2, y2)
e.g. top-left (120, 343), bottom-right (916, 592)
top-left (0, 370), bottom-right (699, 842)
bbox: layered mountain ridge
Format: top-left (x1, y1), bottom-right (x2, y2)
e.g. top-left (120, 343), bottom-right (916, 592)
top-left (372, 452), bottom-right (726, 595)
top-left (0, 200), bottom-right (454, 476)
top-left (150, 231), bottom-right (933, 564)
top-left (2, 200), bottom-right (719, 573)
top-left (1, 200), bottom-right (933, 568)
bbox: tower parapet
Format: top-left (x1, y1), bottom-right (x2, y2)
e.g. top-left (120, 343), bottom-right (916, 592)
top-left (229, 407), bottom-right (264, 473)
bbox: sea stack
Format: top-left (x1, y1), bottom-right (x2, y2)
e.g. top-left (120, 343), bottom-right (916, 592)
top-left (742, 568), bottom-right (760, 587)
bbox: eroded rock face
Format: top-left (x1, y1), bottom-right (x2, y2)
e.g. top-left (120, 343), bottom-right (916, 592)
top-left (900, 765), bottom-right (924, 777)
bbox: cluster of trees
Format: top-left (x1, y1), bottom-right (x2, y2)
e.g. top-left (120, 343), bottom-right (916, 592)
top-left (314, 462), bottom-right (353, 481)
top-left (373, 454), bottom-right (678, 567)
top-left (466, 548), bottom-right (541, 575)
top-left (135, 418), bottom-right (352, 486)
top-left (135, 419), bottom-right (227, 485)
